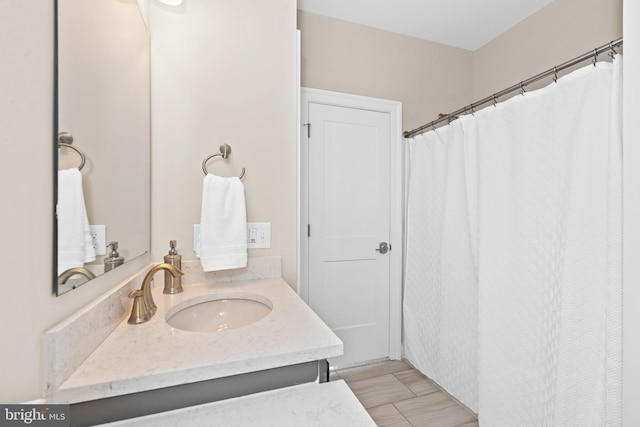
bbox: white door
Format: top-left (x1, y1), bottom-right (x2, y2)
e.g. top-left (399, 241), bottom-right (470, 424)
top-left (306, 101), bottom-right (392, 368)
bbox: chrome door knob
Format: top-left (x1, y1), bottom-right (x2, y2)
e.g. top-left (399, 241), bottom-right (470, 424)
top-left (376, 242), bottom-right (389, 254)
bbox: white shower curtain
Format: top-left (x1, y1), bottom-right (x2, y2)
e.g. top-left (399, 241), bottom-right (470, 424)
top-left (404, 120), bottom-right (480, 412)
top-left (404, 56), bottom-right (622, 426)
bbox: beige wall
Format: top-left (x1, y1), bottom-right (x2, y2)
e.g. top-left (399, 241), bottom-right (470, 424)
top-left (0, 1), bottom-right (55, 403)
top-left (149, 0), bottom-right (298, 286)
top-left (474, 0), bottom-right (622, 99)
top-left (297, 10), bottom-right (475, 133)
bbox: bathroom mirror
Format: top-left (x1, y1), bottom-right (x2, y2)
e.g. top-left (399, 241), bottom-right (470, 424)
top-left (55, 0), bottom-right (151, 295)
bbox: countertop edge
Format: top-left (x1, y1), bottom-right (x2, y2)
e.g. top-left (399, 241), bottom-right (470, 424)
top-left (50, 343), bottom-right (344, 404)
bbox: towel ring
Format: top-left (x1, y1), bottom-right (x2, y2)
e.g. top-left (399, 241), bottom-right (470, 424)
top-left (202, 144), bottom-right (246, 179)
top-left (59, 143), bottom-right (86, 171)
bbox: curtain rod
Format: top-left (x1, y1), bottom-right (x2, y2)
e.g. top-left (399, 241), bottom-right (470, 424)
top-left (403, 37), bottom-right (623, 139)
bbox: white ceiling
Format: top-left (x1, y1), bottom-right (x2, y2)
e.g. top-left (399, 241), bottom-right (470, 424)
top-left (296, 0), bottom-right (555, 51)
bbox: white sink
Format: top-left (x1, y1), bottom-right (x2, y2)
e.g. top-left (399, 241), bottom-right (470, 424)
top-left (166, 293), bottom-right (272, 332)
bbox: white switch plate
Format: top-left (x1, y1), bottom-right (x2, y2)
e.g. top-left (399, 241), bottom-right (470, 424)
top-left (247, 222), bottom-right (271, 249)
top-left (89, 225), bottom-right (106, 255)
top-left (193, 223), bottom-right (271, 251)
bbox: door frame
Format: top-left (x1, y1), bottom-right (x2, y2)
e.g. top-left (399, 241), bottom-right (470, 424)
top-left (298, 87), bottom-right (403, 361)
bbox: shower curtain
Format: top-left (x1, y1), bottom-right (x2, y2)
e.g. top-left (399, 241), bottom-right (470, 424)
top-left (404, 119), bottom-right (480, 412)
top-left (404, 56), bottom-right (622, 426)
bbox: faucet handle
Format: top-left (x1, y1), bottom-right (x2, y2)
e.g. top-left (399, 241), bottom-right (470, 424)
top-left (128, 289), bottom-right (152, 324)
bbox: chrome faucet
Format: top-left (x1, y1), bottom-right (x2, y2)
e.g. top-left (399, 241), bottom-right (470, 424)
top-left (128, 263), bottom-right (184, 325)
top-left (57, 267), bottom-right (96, 286)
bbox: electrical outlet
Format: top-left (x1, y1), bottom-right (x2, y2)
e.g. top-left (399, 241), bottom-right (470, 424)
top-left (89, 225), bottom-right (106, 255)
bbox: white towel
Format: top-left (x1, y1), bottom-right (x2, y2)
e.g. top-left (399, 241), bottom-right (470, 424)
top-left (57, 168), bottom-right (96, 273)
top-left (197, 174), bottom-right (247, 272)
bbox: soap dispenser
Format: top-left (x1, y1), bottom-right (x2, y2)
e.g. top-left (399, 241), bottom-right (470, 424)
top-left (104, 241), bottom-right (125, 272)
top-left (163, 240), bottom-right (183, 294)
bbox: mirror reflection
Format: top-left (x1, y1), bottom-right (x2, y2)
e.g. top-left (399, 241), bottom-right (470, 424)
top-left (55, 0), bottom-right (151, 295)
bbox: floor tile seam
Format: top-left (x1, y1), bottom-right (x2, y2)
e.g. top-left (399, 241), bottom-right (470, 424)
top-left (403, 402), bottom-right (480, 427)
top-left (391, 370), bottom-right (433, 388)
top-left (367, 403), bottom-right (414, 427)
top-left (390, 381), bottom-right (439, 399)
top-left (399, 410), bottom-right (413, 427)
top-left (392, 395), bottom-right (479, 425)
top-left (349, 384), bottom-right (416, 403)
top-left (391, 393), bottom-right (460, 416)
top-left (397, 368), bottom-right (477, 419)
top-left (425, 381), bottom-right (477, 418)
top-left (393, 399), bottom-right (459, 413)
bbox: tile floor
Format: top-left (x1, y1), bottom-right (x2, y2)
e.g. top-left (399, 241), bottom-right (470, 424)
top-left (332, 359), bottom-right (478, 427)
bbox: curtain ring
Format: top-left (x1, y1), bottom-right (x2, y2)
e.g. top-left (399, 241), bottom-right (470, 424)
top-left (470, 103), bottom-right (475, 115)
top-left (609, 41), bottom-right (617, 57)
top-left (492, 94), bottom-right (498, 107)
top-left (592, 48), bottom-right (598, 67)
top-left (553, 66), bottom-right (558, 83)
top-left (520, 82), bottom-right (526, 96)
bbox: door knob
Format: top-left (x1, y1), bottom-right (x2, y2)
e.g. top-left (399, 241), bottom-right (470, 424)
top-left (376, 242), bottom-right (389, 254)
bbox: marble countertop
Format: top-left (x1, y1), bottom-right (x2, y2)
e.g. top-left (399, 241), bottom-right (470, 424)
top-left (102, 380), bottom-right (376, 427)
top-left (49, 278), bottom-right (343, 404)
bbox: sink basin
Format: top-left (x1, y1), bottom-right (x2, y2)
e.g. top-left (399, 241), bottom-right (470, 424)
top-left (166, 293), bottom-right (272, 332)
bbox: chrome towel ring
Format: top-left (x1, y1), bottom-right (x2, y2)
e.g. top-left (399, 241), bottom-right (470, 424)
top-left (58, 132), bottom-right (86, 171)
top-left (202, 144), bottom-right (246, 179)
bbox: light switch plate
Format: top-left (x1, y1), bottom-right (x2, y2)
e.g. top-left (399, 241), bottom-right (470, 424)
top-left (247, 222), bottom-right (271, 249)
top-left (194, 223), bottom-right (271, 250)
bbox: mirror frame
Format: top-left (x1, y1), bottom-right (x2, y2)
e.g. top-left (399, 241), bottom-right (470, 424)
top-left (53, 0), bottom-right (152, 295)
top-left (53, 0), bottom-right (59, 294)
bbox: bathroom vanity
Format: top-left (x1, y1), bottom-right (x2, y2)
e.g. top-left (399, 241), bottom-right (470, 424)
top-left (43, 259), bottom-right (365, 426)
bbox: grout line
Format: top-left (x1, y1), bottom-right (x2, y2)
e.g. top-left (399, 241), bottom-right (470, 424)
top-left (399, 360), bottom-right (478, 418)
top-left (423, 380), bottom-right (477, 418)
top-left (397, 408), bottom-right (413, 427)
